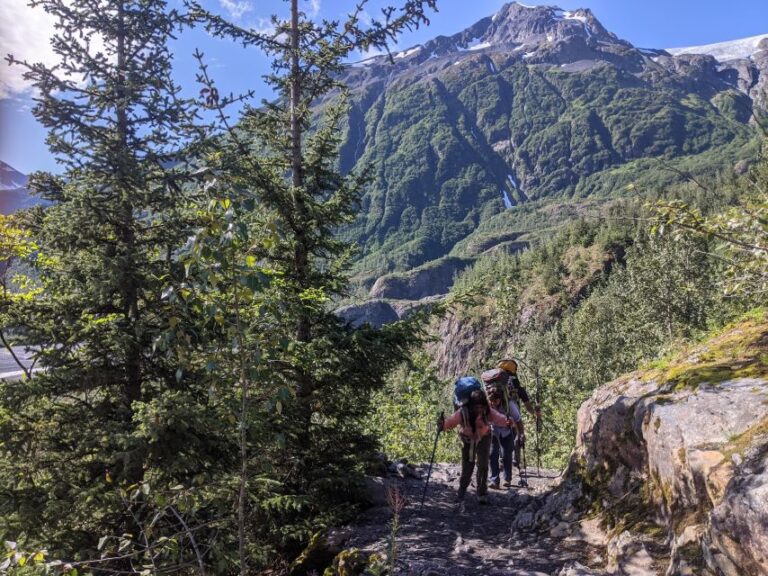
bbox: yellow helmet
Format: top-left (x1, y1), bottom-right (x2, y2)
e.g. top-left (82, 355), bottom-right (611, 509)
top-left (497, 359), bottom-right (518, 374)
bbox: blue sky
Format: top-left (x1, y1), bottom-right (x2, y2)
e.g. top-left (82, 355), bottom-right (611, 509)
top-left (1, 0), bottom-right (767, 174)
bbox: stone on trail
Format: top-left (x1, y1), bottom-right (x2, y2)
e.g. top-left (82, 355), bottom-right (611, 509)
top-left (550, 521), bottom-right (571, 538)
top-left (558, 563), bottom-right (600, 576)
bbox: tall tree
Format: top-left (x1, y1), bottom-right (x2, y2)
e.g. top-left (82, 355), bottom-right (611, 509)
top-left (180, 0), bottom-right (437, 568)
top-left (1, 0), bottom-right (207, 557)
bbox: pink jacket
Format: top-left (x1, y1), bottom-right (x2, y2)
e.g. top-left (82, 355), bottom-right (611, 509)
top-left (442, 408), bottom-right (511, 442)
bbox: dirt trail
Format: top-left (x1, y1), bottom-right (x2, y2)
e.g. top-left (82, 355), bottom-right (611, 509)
top-left (343, 463), bottom-right (603, 575)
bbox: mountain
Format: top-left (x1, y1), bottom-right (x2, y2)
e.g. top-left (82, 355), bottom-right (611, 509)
top-left (334, 2), bottom-right (768, 294)
top-left (668, 33), bottom-right (768, 62)
top-left (0, 161), bottom-right (36, 215)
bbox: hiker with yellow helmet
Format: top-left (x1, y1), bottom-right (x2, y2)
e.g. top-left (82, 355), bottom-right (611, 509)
top-left (481, 359), bottom-right (542, 486)
top-left (495, 359), bottom-right (541, 422)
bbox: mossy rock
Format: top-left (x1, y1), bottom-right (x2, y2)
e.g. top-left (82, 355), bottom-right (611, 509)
top-left (323, 548), bottom-right (386, 576)
top-left (290, 532), bottom-right (341, 576)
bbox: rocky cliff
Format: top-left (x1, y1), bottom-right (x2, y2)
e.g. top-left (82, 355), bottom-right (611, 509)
top-left (513, 311), bottom-right (768, 575)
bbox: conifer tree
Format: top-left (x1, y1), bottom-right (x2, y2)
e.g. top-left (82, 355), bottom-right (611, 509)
top-left (0, 0), bottom-right (210, 556)
top-left (194, 0), bottom-right (437, 424)
top-left (178, 0), bottom-right (437, 567)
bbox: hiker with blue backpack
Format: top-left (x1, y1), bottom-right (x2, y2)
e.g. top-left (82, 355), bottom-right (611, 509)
top-left (436, 377), bottom-right (519, 504)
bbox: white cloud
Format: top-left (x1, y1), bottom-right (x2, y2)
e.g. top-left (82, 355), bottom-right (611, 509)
top-left (218, 0), bottom-right (253, 21)
top-left (359, 10), bottom-right (373, 27)
top-left (305, 0), bottom-right (320, 18)
top-left (0, 0), bottom-right (57, 98)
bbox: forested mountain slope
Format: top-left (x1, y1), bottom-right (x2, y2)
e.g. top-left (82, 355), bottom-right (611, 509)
top-left (335, 2), bottom-right (767, 287)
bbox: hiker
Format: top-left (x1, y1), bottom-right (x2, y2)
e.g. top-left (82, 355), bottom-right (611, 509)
top-left (489, 359), bottom-right (541, 423)
top-left (437, 389), bottom-right (517, 504)
top-left (487, 388), bottom-right (524, 489)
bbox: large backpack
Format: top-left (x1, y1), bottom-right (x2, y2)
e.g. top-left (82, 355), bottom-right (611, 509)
top-left (481, 368), bottom-right (507, 387)
top-left (481, 368), bottom-right (513, 415)
top-left (453, 376), bottom-right (483, 409)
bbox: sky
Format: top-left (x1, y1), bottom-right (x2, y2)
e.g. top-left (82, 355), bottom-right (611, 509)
top-left (1, 0), bottom-right (767, 175)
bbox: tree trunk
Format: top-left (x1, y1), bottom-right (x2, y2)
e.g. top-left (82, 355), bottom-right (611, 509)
top-left (116, 0), bottom-right (142, 409)
top-left (290, 0), bottom-right (314, 423)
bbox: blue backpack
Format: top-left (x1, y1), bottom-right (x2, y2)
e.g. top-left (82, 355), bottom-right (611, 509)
top-left (453, 376), bottom-right (482, 409)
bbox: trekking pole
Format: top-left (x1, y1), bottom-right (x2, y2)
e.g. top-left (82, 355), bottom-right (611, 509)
top-left (518, 436), bottom-right (528, 487)
top-left (535, 367), bottom-right (542, 477)
top-left (420, 411), bottom-right (444, 510)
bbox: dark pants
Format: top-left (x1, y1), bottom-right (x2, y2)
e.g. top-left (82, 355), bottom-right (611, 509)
top-left (490, 432), bottom-right (515, 483)
top-left (459, 434), bottom-right (492, 498)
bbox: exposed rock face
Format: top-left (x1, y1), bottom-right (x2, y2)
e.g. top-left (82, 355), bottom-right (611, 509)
top-left (336, 300), bottom-right (399, 328)
top-left (427, 307), bottom-right (494, 380)
top-left (571, 317), bottom-right (768, 575)
top-left (508, 315), bottom-right (768, 575)
top-left (369, 257), bottom-right (472, 301)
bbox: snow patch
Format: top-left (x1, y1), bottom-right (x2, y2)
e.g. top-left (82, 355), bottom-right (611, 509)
top-left (523, 51), bottom-right (536, 59)
top-left (563, 11), bottom-right (588, 24)
top-left (561, 11), bottom-right (592, 39)
top-left (469, 41), bottom-right (492, 51)
top-left (507, 174), bottom-right (518, 188)
top-left (394, 46), bottom-right (422, 59)
top-left (487, 59), bottom-right (498, 73)
top-left (350, 56), bottom-right (379, 68)
top-left (667, 33), bottom-right (768, 62)
top-left (458, 37), bottom-right (492, 52)
top-left (502, 189), bottom-right (513, 209)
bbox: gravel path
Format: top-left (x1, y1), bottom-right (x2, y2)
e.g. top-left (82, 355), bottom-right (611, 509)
top-left (343, 463), bottom-right (603, 575)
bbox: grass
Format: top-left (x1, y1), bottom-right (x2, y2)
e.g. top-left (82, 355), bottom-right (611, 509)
top-left (639, 309), bottom-right (768, 390)
top-left (720, 418), bottom-right (768, 462)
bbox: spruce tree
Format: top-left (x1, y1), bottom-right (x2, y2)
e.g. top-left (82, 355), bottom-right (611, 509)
top-left (177, 0), bottom-right (437, 568)
top-left (0, 0), bottom-right (211, 558)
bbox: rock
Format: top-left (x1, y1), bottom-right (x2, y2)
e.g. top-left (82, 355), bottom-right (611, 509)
top-left (606, 531), bottom-right (655, 575)
top-left (393, 459), bottom-right (422, 479)
top-left (360, 476), bottom-right (388, 507)
top-left (558, 562), bottom-right (599, 576)
top-left (550, 521), bottom-right (571, 538)
top-left (369, 257), bottom-right (472, 301)
top-left (288, 531), bottom-right (345, 576)
top-left (568, 318), bottom-right (768, 576)
top-left (622, 547), bottom-right (655, 575)
top-left (567, 517), bottom-right (609, 548)
top-left (709, 441), bottom-right (768, 575)
top-left (335, 299), bottom-right (399, 328)
top-left (452, 534), bottom-right (473, 556)
top-left (512, 511), bottom-right (535, 532)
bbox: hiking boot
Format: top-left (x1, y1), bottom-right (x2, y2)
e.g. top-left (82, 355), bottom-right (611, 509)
top-left (478, 495), bottom-right (490, 505)
top-left (489, 480), bottom-right (500, 490)
top-left (503, 478), bottom-right (512, 487)
top-left (456, 488), bottom-right (466, 502)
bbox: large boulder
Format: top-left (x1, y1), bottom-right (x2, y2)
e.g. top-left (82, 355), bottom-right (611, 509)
top-left (571, 314), bottom-right (768, 575)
